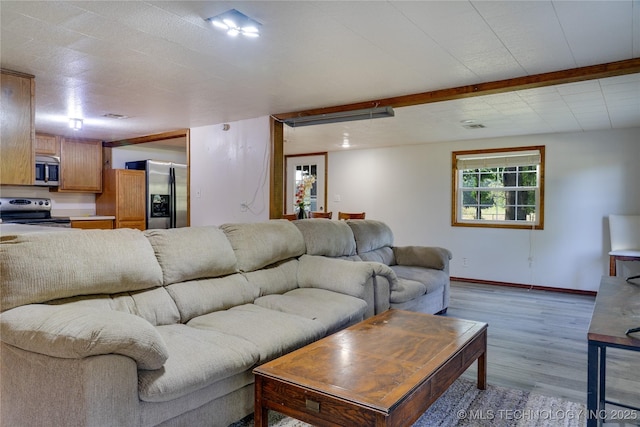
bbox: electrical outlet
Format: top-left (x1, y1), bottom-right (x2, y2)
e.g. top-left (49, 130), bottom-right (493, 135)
top-left (195, 189), bottom-right (201, 198)
top-left (462, 257), bottom-right (469, 267)
top-left (334, 194), bottom-right (341, 202)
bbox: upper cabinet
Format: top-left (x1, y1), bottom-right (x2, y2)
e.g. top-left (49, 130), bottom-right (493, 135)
top-left (0, 69), bottom-right (35, 185)
top-left (57, 137), bottom-right (103, 192)
top-left (35, 133), bottom-right (59, 156)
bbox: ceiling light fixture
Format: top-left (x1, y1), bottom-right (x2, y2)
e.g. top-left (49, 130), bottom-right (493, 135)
top-left (206, 9), bottom-right (261, 38)
top-left (284, 106), bottom-right (394, 127)
top-left (69, 118), bottom-right (83, 130)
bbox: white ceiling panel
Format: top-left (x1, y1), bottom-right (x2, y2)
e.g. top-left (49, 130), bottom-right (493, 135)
top-left (554, 1), bottom-right (635, 65)
top-left (0, 0), bottom-right (638, 148)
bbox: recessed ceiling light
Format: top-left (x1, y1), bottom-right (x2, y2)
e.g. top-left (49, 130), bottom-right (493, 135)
top-left (206, 9), bottom-right (261, 38)
top-left (340, 135), bottom-right (351, 148)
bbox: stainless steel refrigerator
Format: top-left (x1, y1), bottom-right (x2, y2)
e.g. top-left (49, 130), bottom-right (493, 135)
top-left (125, 160), bottom-right (187, 229)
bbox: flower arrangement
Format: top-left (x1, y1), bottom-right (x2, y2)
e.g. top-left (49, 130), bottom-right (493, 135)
top-left (295, 174), bottom-right (316, 217)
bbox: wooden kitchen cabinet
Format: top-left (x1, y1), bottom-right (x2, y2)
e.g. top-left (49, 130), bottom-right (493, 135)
top-left (57, 137), bottom-right (102, 192)
top-left (1, 70), bottom-right (34, 185)
top-left (35, 133), bottom-right (59, 156)
top-left (96, 169), bottom-right (146, 230)
top-left (71, 219), bottom-right (114, 230)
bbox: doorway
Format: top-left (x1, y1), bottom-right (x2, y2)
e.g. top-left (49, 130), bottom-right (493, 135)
top-left (285, 153), bottom-right (327, 215)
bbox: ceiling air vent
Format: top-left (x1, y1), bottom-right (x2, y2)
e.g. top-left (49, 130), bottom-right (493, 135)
top-left (462, 123), bottom-right (486, 129)
top-left (103, 113), bottom-right (129, 119)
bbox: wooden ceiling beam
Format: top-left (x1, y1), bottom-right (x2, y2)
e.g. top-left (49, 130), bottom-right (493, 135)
top-left (273, 58), bottom-right (640, 120)
top-left (103, 129), bottom-right (189, 147)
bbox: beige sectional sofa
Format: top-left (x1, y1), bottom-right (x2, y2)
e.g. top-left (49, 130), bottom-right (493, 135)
top-left (0, 219), bottom-right (450, 427)
top-left (294, 219), bottom-right (452, 314)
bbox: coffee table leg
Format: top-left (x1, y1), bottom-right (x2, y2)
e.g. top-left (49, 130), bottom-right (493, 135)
top-left (254, 376), bottom-right (269, 427)
top-left (477, 338), bottom-right (487, 390)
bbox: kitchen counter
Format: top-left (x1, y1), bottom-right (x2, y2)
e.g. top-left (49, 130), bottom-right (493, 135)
top-left (1, 223), bottom-right (79, 238)
top-left (69, 216), bottom-right (115, 221)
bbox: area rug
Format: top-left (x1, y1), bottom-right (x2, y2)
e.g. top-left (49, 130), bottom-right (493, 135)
top-left (230, 378), bottom-right (587, 427)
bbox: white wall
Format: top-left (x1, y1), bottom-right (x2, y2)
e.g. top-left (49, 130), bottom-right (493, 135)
top-left (111, 145), bottom-right (187, 169)
top-left (189, 116), bottom-right (270, 226)
top-left (327, 127), bottom-right (640, 292)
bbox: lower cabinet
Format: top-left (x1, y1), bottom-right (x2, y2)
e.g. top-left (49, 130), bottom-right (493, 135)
top-left (71, 219), bottom-right (114, 230)
top-left (96, 169), bottom-right (146, 230)
top-left (117, 220), bottom-right (146, 231)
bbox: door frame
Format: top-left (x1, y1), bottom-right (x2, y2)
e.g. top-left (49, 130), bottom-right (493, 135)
top-left (284, 152), bottom-right (328, 215)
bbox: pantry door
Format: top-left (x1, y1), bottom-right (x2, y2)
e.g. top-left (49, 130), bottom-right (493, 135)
top-left (285, 154), bottom-right (327, 215)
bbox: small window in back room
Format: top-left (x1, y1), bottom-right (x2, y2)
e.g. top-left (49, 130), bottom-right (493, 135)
top-left (451, 146), bottom-right (545, 230)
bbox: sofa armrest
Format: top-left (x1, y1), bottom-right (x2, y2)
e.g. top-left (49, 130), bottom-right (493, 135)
top-left (0, 304), bottom-right (168, 370)
top-left (298, 255), bottom-right (370, 299)
top-left (393, 246), bottom-right (452, 270)
top-left (298, 255), bottom-right (400, 318)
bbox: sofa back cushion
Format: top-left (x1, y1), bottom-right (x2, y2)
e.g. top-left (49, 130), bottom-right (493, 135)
top-left (357, 247), bottom-right (395, 265)
top-left (48, 287), bottom-right (181, 327)
top-left (165, 274), bottom-right (258, 323)
top-left (244, 259), bottom-right (299, 296)
top-left (294, 219), bottom-right (357, 257)
top-left (221, 220), bottom-right (305, 272)
top-left (0, 229), bottom-right (163, 312)
top-left (144, 226), bottom-right (237, 286)
top-left (347, 220), bottom-right (395, 254)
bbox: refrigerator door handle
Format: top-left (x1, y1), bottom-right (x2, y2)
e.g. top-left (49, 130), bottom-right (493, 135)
top-left (170, 167), bottom-right (176, 228)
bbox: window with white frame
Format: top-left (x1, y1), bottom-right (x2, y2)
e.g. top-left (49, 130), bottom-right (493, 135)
top-left (452, 146), bottom-right (545, 230)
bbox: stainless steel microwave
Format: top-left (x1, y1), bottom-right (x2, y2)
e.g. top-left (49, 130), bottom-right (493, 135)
top-left (35, 155), bottom-right (60, 186)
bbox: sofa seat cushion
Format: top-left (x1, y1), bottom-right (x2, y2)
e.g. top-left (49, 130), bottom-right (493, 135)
top-left (391, 265), bottom-right (449, 294)
top-left (138, 324), bottom-right (259, 403)
top-left (254, 288), bottom-right (367, 335)
top-left (389, 278), bottom-right (427, 304)
top-left (188, 304), bottom-right (326, 363)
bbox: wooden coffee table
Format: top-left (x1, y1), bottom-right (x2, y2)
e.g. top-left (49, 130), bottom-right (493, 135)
top-left (254, 309), bottom-right (487, 427)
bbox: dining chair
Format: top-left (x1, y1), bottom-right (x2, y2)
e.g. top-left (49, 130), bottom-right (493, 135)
top-left (281, 214), bottom-right (298, 221)
top-left (309, 211), bottom-right (332, 219)
top-left (338, 212), bottom-right (366, 220)
top-left (608, 214), bottom-right (640, 276)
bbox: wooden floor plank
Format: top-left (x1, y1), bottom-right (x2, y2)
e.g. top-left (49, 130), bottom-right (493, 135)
top-left (447, 281), bottom-right (640, 409)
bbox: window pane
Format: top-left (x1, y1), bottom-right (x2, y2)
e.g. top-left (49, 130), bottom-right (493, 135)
top-left (517, 190), bottom-right (536, 205)
top-left (462, 171), bottom-right (478, 187)
top-left (519, 171), bottom-right (537, 186)
top-left (480, 171), bottom-right (496, 187)
top-left (462, 190), bottom-right (478, 205)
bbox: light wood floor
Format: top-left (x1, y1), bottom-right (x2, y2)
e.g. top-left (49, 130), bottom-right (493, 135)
top-left (447, 281), bottom-right (640, 409)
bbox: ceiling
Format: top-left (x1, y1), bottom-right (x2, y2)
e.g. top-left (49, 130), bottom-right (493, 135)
top-left (1, 1), bottom-right (639, 155)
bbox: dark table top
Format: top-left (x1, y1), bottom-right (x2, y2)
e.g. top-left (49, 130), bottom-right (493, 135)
top-left (588, 276), bottom-right (640, 348)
